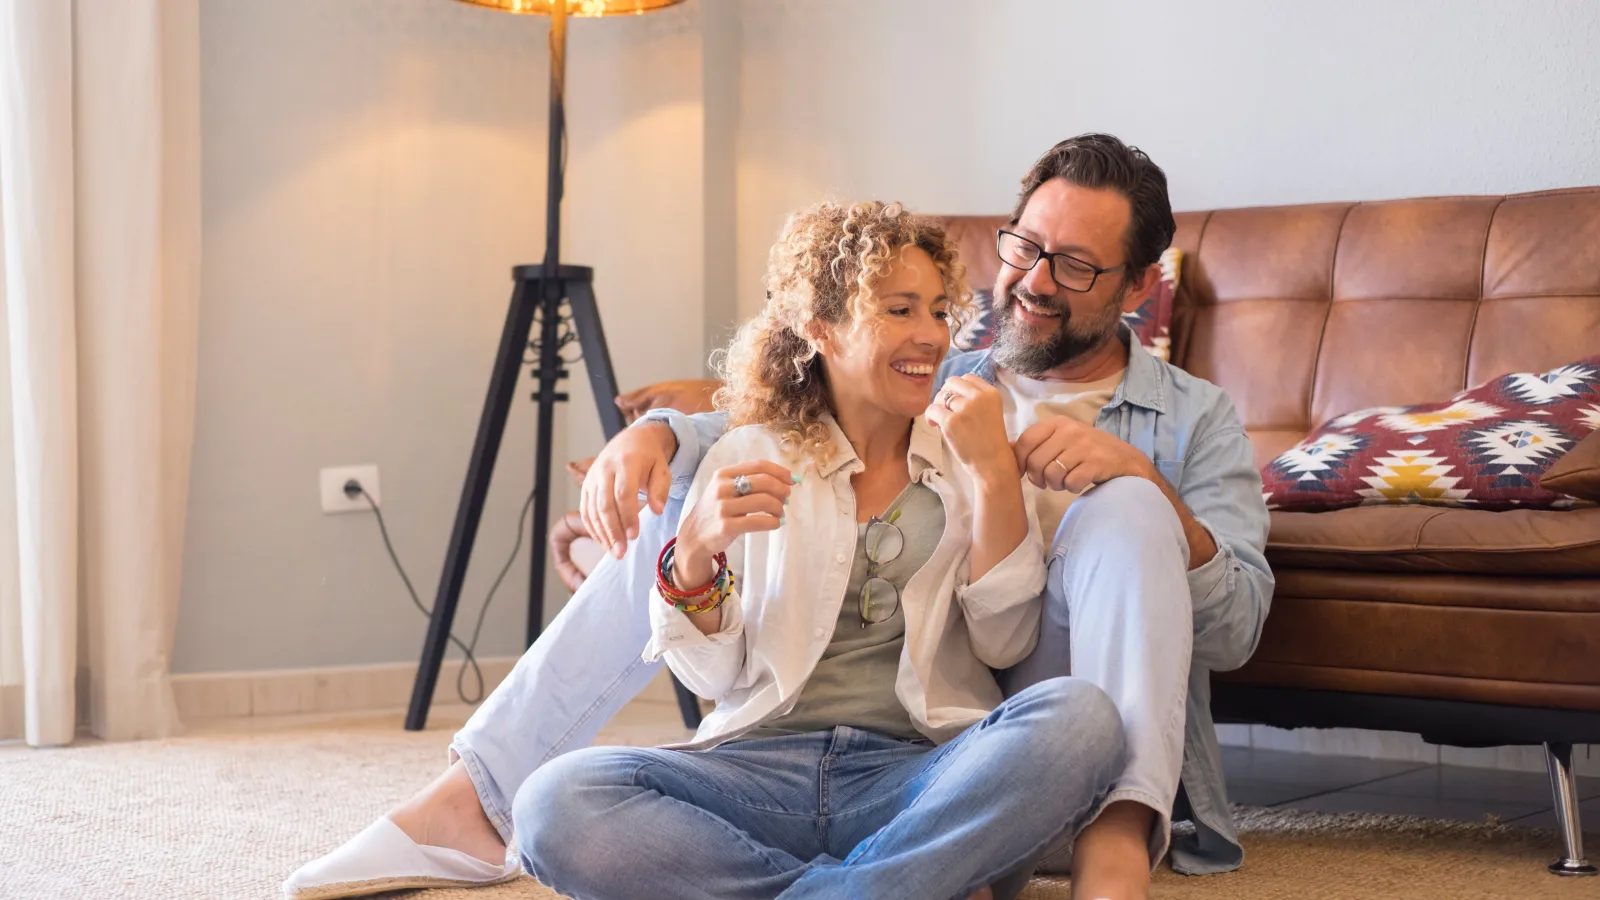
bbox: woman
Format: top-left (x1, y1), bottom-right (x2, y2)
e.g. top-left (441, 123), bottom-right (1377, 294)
top-left (512, 202), bottom-right (1127, 900)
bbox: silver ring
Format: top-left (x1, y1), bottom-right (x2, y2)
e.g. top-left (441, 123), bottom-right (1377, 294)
top-left (1048, 458), bottom-right (1068, 475)
top-left (732, 474), bottom-right (752, 497)
top-left (940, 390), bottom-right (954, 410)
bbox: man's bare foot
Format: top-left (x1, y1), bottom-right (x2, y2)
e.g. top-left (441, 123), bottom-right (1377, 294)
top-left (1070, 800), bottom-right (1153, 900)
top-left (386, 760), bottom-right (507, 866)
top-left (967, 887), bottom-right (994, 900)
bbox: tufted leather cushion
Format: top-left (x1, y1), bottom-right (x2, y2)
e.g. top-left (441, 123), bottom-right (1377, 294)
top-left (943, 189), bottom-right (1600, 489)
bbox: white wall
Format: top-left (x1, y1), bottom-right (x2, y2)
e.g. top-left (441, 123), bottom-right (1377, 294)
top-left (734, 0), bottom-right (1600, 317)
top-left (177, 0), bottom-right (718, 674)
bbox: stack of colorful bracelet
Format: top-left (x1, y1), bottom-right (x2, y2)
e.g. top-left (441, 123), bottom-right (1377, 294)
top-left (655, 538), bottom-right (735, 614)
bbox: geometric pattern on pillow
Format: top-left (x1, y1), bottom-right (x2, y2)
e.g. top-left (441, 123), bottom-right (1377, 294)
top-left (1120, 247), bottom-right (1182, 361)
top-left (953, 247), bottom-right (1183, 361)
top-left (951, 288), bottom-right (997, 353)
top-left (1262, 354), bottom-right (1600, 512)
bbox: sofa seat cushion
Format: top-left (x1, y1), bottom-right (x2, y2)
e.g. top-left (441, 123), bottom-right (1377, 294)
top-left (1266, 505), bottom-right (1600, 575)
top-left (1216, 569), bottom-right (1600, 711)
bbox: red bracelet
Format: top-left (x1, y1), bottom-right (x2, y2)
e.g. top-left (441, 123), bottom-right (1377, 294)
top-left (656, 539), bottom-right (727, 603)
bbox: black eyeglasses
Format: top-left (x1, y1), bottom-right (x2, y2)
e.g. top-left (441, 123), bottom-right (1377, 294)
top-left (858, 510), bottom-right (903, 628)
top-left (996, 229), bottom-right (1131, 293)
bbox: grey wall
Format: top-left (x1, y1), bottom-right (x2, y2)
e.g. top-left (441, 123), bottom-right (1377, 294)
top-left (734, 0), bottom-right (1600, 317)
top-left (177, 0), bottom-right (714, 673)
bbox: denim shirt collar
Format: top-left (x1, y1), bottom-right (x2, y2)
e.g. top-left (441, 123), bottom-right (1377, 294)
top-left (960, 324), bottom-right (1167, 415)
top-left (1108, 326), bottom-right (1168, 415)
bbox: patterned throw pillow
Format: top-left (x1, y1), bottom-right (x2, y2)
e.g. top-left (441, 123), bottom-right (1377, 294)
top-left (951, 289), bottom-right (997, 352)
top-left (1261, 356), bottom-right (1600, 512)
top-left (1122, 247), bottom-right (1182, 361)
top-left (952, 248), bottom-right (1183, 360)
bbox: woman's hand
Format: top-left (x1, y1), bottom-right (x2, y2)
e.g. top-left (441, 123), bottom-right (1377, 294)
top-left (674, 460), bottom-right (795, 591)
top-left (924, 374), bottom-right (1019, 488)
top-left (927, 375), bottom-right (1027, 582)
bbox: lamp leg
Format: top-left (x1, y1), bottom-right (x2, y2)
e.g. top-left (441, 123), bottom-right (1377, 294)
top-left (526, 282), bottom-right (564, 648)
top-left (406, 275), bottom-right (541, 731)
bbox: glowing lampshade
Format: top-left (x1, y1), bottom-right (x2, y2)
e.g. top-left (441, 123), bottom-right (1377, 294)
top-left (451, 0), bottom-right (685, 15)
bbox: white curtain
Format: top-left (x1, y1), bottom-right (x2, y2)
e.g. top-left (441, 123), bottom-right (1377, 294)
top-left (0, 0), bottom-right (200, 746)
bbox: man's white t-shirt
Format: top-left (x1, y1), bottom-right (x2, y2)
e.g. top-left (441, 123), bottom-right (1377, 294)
top-left (995, 367), bottom-right (1126, 540)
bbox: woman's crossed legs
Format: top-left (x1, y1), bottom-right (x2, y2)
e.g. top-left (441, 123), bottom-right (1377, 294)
top-left (514, 677), bottom-right (1126, 900)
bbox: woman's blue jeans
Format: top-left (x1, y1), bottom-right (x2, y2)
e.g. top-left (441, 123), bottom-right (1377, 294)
top-left (512, 677), bottom-right (1126, 900)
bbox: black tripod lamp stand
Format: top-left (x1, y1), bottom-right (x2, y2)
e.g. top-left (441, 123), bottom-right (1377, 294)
top-left (406, 0), bottom-right (702, 732)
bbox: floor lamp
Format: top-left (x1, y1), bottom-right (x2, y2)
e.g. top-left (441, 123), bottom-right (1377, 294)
top-left (406, 0), bottom-right (701, 732)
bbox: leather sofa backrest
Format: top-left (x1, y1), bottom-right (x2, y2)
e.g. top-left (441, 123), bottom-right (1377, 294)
top-left (942, 187), bottom-right (1600, 467)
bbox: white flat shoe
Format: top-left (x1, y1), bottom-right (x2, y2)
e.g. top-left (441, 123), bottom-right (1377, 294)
top-left (282, 817), bottom-right (521, 899)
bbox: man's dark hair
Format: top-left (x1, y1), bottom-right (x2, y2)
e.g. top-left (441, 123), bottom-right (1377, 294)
top-left (1010, 133), bottom-right (1176, 274)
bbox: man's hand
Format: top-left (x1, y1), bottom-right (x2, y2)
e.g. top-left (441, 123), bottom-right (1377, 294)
top-left (924, 375), bottom-right (1019, 487)
top-left (1012, 417), bottom-right (1154, 494)
top-left (580, 422), bottom-right (678, 559)
top-left (614, 379), bottom-right (721, 422)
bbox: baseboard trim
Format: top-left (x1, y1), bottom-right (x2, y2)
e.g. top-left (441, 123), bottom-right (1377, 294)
top-left (169, 656), bottom-right (681, 722)
top-left (1225, 723), bottom-right (1599, 777)
top-left (169, 656), bottom-right (518, 721)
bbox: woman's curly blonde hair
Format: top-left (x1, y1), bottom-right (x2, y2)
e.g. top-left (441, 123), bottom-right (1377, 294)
top-left (712, 201), bottom-right (972, 464)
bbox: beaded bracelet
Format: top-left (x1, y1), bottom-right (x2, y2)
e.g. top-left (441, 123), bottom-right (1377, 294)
top-left (656, 539), bottom-right (734, 614)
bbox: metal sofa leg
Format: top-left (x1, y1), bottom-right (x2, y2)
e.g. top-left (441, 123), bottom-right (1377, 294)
top-left (1544, 742), bottom-right (1598, 876)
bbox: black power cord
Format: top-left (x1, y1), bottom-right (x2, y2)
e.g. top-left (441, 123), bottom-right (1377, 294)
top-left (345, 479), bottom-right (536, 706)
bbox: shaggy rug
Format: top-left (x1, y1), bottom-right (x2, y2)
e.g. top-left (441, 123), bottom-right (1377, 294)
top-left (1, 714), bottom-right (1593, 900)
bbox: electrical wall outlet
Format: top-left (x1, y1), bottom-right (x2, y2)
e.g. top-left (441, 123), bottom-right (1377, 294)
top-left (320, 464), bottom-right (380, 513)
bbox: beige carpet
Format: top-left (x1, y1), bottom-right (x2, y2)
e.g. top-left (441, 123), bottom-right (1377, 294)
top-left (1, 711), bottom-right (1594, 900)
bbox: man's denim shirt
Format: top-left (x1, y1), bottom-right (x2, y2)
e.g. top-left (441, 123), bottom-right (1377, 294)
top-left (643, 329), bottom-right (1274, 874)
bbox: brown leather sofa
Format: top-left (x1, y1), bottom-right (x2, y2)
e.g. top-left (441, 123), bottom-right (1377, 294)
top-left (561, 187), bottom-right (1600, 872)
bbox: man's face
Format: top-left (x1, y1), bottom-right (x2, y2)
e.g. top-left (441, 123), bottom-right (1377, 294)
top-left (990, 178), bottom-right (1141, 375)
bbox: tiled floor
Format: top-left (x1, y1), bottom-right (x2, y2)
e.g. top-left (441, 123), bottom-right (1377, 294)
top-left (1223, 745), bottom-right (1600, 829)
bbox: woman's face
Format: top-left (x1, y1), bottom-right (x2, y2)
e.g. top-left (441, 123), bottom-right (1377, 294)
top-left (817, 246), bottom-right (952, 421)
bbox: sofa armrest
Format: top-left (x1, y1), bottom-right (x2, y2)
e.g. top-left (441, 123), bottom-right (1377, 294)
top-left (616, 378), bottom-right (721, 421)
top-left (1542, 430), bottom-right (1600, 503)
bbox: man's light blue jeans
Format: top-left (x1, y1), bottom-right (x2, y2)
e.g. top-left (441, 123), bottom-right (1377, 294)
top-left (450, 476), bottom-right (1192, 871)
top-left (513, 678), bottom-right (1125, 900)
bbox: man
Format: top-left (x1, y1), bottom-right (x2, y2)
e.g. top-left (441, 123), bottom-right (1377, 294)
top-left (582, 135), bottom-right (1272, 893)
top-left (288, 135), bottom-right (1271, 900)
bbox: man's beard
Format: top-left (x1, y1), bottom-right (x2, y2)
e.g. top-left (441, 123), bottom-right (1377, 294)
top-left (989, 283), bottom-right (1126, 376)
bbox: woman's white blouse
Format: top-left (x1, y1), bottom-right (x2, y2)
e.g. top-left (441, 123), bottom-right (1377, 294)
top-left (643, 415), bottom-right (1047, 747)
